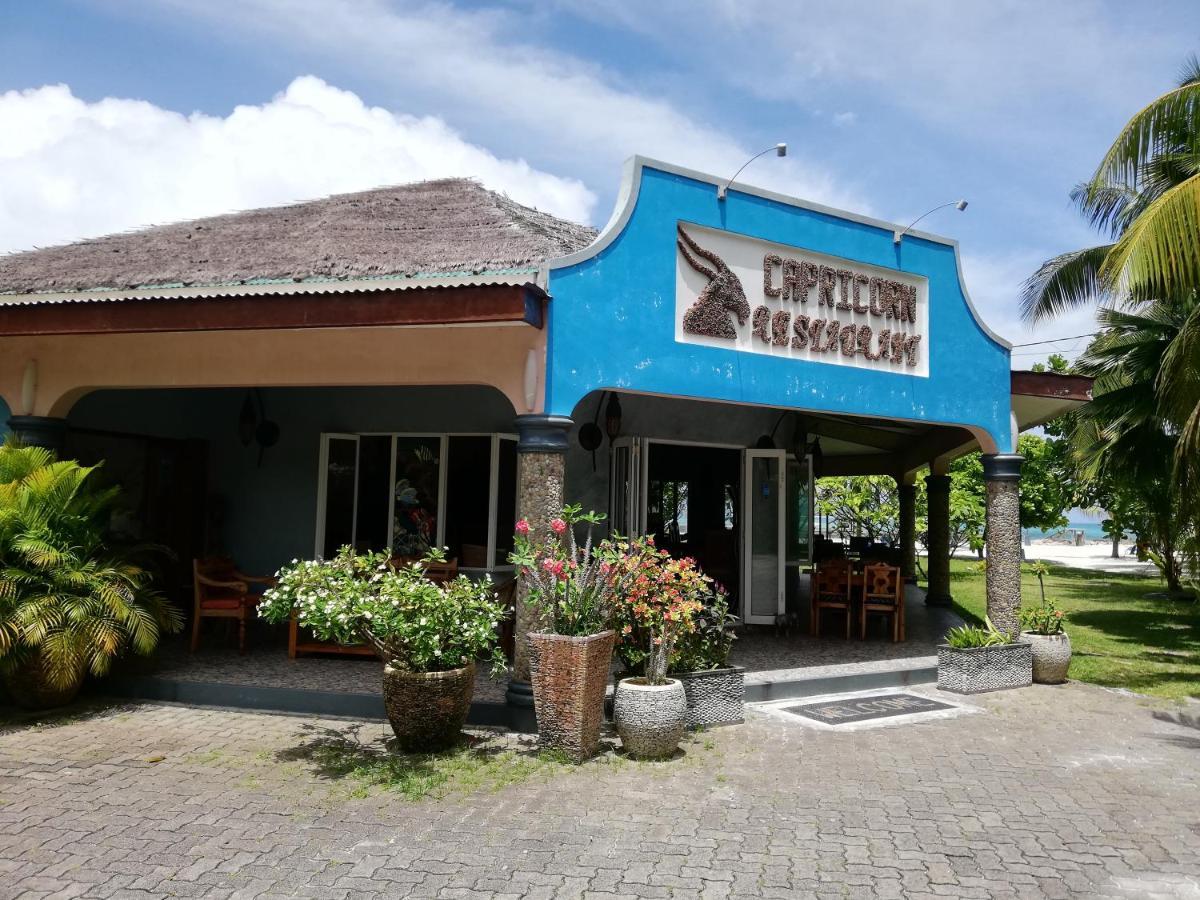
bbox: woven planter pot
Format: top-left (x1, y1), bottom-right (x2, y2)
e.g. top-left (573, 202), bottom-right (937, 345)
top-left (528, 630), bottom-right (615, 762)
top-left (1022, 632), bottom-right (1071, 684)
top-left (2, 653), bottom-right (83, 711)
top-left (937, 642), bottom-right (1032, 694)
top-left (614, 677), bottom-right (688, 760)
top-left (382, 663), bottom-right (475, 753)
top-left (676, 667), bottom-right (745, 729)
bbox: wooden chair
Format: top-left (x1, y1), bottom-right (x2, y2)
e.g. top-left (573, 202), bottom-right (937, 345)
top-left (812, 559), bottom-right (853, 639)
top-left (493, 576), bottom-right (519, 662)
top-left (191, 558), bottom-right (274, 654)
top-left (861, 564), bottom-right (905, 642)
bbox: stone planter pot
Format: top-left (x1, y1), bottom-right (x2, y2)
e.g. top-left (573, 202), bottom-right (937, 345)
top-left (614, 677), bottom-right (688, 759)
top-left (528, 630), bottom-right (615, 762)
top-left (2, 653), bottom-right (83, 710)
top-left (675, 667), bottom-right (745, 729)
top-left (937, 642), bottom-right (1032, 694)
top-left (1022, 631), bottom-right (1071, 684)
top-left (382, 663), bottom-right (475, 753)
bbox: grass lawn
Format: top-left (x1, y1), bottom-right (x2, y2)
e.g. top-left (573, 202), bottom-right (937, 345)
top-left (935, 558), bottom-right (1200, 702)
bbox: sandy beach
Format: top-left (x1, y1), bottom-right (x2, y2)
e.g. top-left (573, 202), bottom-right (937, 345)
top-left (945, 540), bottom-right (1160, 577)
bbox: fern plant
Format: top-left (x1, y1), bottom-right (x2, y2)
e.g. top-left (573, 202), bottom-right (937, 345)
top-left (0, 442), bottom-right (182, 701)
top-left (944, 617), bottom-right (1010, 649)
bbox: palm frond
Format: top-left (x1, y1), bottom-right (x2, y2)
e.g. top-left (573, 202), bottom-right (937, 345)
top-left (1100, 174), bottom-right (1200, 301)
top-left (1019, 245), bottom-right (1113, 323)
top-left (1092, 80), bottom-right (1200, 191)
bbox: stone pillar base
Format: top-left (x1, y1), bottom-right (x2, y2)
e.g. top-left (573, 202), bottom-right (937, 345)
top-left (983, 454), bottom-right (1024, 639)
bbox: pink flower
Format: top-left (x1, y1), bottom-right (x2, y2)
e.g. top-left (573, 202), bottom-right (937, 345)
top-left (515, 519), bottom-right (530, 535)
top-left (541, 557), bottom-right (558, 572)
top-left (550, 518), bottom-right (567, 534)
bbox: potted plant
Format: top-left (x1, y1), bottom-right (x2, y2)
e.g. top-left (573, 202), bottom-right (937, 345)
top-left (671, 585), bottom-right (744, 729)
top-left (1020, 561), bottom-right (1071, 684)
top-left (0, 443), bottom-right (182, 710)
top-left (509, 504), bottom-right (629, 762)
top-left (937, 617), bottom-right (1032, 694)
top-left (259, 547), bottom-right (506, 752)
top-left (609, 537), bottom-right (705, 759)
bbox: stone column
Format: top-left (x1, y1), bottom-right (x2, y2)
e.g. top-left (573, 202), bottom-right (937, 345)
top-left (983, 453), bottom-right (1024, 639)
top-left (924, 472), bottom-right (952, 606)
top-left (506, 414), bottom-right (572, 712)
top-left (897, 477), bottom-right (917, 583)
top-left (5, 415), bottom-right (68, 454)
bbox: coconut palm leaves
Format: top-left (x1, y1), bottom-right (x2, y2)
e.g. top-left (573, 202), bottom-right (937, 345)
top-left (0, 442), bottom-right (182, 690)
top-left (1022, 57), bottom-right (1200, 322)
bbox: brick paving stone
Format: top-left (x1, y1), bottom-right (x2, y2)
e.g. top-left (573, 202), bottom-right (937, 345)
top-left (1, 684), bottom-right (1200, 898)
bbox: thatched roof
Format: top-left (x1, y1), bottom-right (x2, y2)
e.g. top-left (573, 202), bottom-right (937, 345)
top-left (0, 179), bottom-right (597, 297)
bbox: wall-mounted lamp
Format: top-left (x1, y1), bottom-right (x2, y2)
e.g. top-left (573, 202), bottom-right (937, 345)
top-left (718, 143), bottom-right (787, 200)
top-left (605, 393), bottom-right (623, 442)
top-left (893, 200), bottom-right (968, 244)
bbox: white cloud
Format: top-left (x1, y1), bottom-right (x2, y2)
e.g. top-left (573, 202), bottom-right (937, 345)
top-left (959, 249), bottom-right (1103, 366)
top-left (0, 76), bottom-right (597, 254)
top-left (155, 0), bottom-right (871, 215)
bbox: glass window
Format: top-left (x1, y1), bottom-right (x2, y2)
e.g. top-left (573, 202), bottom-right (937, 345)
top-left (392, 436), bottom-right (441, 559)
top-left (493, 437), bottom-right (517, 567)
top-left (320, 436), bottom-right (358, 559)
top-left (354, 436), bottom-right (392, 553)
top-left (444, 436), bottom-right (491, 567)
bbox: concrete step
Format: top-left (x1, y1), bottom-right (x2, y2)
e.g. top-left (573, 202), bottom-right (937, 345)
top-left (744, 656), bottom-right (938, 703)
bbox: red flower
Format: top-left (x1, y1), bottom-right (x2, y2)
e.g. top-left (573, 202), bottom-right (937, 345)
top-left (550, 518), bottom-right (567, 534)
top-left (515, 519), bottom-right (531, 536)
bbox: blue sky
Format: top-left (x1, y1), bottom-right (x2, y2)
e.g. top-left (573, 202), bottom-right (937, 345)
top-left (3, 0), bottom-right (1199, 357)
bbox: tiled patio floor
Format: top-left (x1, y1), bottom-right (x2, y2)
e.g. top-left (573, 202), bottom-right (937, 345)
top-left (122, 585), bottom-right (959, 705)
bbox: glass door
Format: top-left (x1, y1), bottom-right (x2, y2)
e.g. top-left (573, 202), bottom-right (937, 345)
top-left (609, 437), bottom-right (644, 537)
top-left (741, 449), bottom-right (785, 625)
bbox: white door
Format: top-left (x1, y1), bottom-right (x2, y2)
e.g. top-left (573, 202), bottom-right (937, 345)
top-left (742, 449), bottom-right (786, 624)
top-left (609, 437), bottom-right (644, 537)
top-left (315, 433), bottom-right (360, 558)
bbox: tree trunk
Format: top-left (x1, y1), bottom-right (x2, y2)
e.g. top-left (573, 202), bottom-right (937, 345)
top-left (1111, 534), bottom-right (1120, 559)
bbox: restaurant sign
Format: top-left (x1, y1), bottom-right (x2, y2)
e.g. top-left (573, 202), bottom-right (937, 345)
top-left (675, 222), bottom-right (929, 377)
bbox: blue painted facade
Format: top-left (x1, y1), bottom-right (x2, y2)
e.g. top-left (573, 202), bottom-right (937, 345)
top-left (545, 160), bottom-right (1012, 452)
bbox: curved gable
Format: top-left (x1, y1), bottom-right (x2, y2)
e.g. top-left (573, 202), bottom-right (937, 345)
top-left (544, 157), bottom-right (1012, 452)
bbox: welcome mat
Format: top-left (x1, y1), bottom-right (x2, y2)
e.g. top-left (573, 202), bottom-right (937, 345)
top-left (780, 692), bottom-right (955, 726)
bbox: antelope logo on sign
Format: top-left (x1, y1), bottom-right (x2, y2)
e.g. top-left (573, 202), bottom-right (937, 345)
top-left (676, 224), bottom-right (750, 339)
top-left (674, 221), bottom-right (929, 377)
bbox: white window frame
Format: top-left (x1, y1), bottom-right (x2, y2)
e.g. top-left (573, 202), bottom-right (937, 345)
top-left (317, 431), bottom-right (517, 574)
top-left (313, 433), bottom-right (360, 559)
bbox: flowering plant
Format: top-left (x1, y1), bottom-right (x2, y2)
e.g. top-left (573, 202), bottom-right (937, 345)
top-left (1020, 560), bottom-right (1066, 635)
top-left (670, 585), bottom-right (738, 673)
top-left (508, 504), bottom-right (628, 637)
top-left (257, 547), bottom-right (507, 675)
top-left (609, 536), bottom-right (707, 685)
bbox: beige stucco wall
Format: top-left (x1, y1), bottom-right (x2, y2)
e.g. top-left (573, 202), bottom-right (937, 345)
top-left (0, 323), bottom-right (546, 419)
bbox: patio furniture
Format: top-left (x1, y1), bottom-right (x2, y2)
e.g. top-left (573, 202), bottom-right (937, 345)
top-left (861, 564), bottom-right (905, 642)
top-left (191, 558), bottom-right (273, 654)
top-left (290, 557), bottom-right (460, 658)
top-left (812, 559), bottom-right (853, 639)
top-left (494, 576), bottom-right (519, 661)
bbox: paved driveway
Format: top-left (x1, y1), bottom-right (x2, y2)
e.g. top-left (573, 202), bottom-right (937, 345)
top-left (1, 683), bottom-right (1198, 899)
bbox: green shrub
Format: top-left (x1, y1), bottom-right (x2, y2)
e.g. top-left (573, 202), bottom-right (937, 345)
top-left (944, 617), bottom-right (1010, 649)
top-left (0, 442), bottom-right (182, 690)
top-left (258, 547), bottom-right (508, 674)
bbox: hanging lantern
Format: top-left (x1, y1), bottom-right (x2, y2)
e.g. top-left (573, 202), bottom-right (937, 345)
top-left (605, 393), bottom-right (623, 442)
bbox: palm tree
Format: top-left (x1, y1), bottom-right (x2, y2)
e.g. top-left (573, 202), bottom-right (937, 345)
top-left (1021, 56), bottom-right (1200, 323)
top-left (1067, 299), bottom-right (1195, 591)
top-left (0, 442), bottom-right (182, 707)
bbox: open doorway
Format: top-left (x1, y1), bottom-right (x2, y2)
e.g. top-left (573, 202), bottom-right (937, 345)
top-left (644, 442), bottom-right (742, 606)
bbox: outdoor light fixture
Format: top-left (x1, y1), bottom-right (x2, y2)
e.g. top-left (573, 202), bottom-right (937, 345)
top-left (718, 143), bottom-right (787, 200)
top-left (893, 200), bottom-right (968, 244)
top-left (605, 393), bottom-right (623, 442)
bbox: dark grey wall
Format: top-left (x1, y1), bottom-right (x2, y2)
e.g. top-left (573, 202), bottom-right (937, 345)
top-left (67, 386), bottom-right (516, 575)
top-left (564, 392), bottom-right (800, 525)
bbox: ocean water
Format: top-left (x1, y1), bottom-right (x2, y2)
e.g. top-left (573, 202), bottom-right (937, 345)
top-left (1023, 522), bottom-right (1117, 542)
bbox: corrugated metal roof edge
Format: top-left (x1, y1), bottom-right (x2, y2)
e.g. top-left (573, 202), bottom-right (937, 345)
top-left (0, 270), bottom-right (539, 307)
